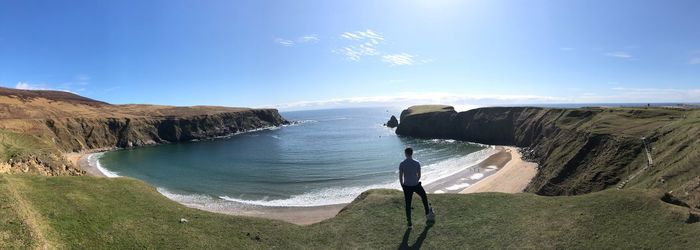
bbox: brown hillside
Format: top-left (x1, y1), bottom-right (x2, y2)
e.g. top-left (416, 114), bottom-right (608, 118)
top-left (0, 87), bottom-right (108, 105)
top-left (0, 88), bottom-right (287, 176)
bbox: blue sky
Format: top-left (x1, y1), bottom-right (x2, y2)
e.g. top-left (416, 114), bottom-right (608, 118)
top-left (1, 0), bottom-right (699, 110)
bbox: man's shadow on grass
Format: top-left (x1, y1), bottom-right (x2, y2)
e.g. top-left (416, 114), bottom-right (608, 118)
top-left (398, 221), bottom-right (434, 250)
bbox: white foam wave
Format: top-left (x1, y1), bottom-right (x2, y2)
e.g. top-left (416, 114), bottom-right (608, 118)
top-left (219, 182), bottom-right (401, 207)
top-left (158, 147), bottom-right (498, 208)
top-left (212, 147), bottom-right (498, 207)
top-left (158, 187), bottom-right (215, 206)
top-left (87, 153), bottom-right (120, 178)
top-left (469, 173), bottom-right (485, 180)
top-left (284, 120), bottom-right (318, 127)
top-left (429, 139), bottom-right (456, 144)
top-left (419, 147), bottom-right (498, 185)
top-left (485, 165), bottom-right (498, 172)
top-left (204, 125), bottom-right (283, 141)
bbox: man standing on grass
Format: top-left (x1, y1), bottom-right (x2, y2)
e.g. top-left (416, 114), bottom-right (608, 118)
top-left (399, 147), bottom-right (435, 229)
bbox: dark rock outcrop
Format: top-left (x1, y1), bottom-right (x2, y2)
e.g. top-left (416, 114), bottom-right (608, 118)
top-left (395, 105), bottom-right (700, 202)
top-left (44, 109), bottom-right (288, 152)
top-left (385, 115), bottom-right (399, 128)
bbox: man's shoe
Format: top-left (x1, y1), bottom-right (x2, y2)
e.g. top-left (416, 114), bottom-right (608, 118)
top-left (426, 208), bottom-right (436, 222)
top-left (407, 223), bottom-right (413, 229)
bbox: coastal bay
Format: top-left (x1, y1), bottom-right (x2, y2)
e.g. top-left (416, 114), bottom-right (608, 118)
top-left (80, 143), bottom-right (537, 224)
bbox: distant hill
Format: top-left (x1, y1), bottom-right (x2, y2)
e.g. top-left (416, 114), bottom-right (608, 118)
top-left (0, 87), bottom-right (108, 106)
top-left (0, 87), bottom-right (260, 119)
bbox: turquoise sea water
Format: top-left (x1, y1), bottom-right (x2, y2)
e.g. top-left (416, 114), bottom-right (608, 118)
top-left (96, 108), bottom-right (494, 207)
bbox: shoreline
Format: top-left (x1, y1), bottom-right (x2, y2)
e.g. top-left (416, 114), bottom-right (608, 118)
top-left (424, 146), bottom-right (511, 194)
top-left (460, 147), bottom-right (538, 194)
top-left (77, 145), bottom-right (537, 225)
top-left (71, 124), bottom-right (300, 177)
top-left (70, 148), bottom-right (117, 177)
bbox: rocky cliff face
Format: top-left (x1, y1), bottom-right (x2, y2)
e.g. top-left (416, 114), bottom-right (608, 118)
top-left (43, 109), bottom-right (287, 152)
top-left (0, 87), bottom-right (289, 176)
top-left (396, 105), bottom-right (700, 205)
top-left (0, 109), bottom-right (287, 176)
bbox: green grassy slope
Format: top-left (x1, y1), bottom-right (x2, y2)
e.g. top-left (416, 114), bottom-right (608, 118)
top-left (0, 130), bottom-right (52, 163)
top-left (0, 130), bottom-right (74, 176)
top-left (396, 106), bottom-right (700, 207)
top-left (549, 107), bottom-right (700, 206)
top-left (2, 175), bottom-right (698, 249)
top-left (0, 177), bottom-right (35, 249)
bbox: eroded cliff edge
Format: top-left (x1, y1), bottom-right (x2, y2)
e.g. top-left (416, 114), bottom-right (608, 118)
top-left (395, 105), bottom-right (700, 207)
top-left (0, 87), bottom-right (288, 176)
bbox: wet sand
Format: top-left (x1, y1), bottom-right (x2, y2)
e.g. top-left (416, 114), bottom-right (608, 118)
top-left (201, 203), bottom-right (347, 225)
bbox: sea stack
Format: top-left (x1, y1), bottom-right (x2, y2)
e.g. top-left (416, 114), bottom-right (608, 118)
top-left (385, 115), bottom-right (399, 128)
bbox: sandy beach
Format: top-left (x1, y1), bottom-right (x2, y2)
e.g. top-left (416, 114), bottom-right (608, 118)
top-left (76, 146), bottom-right (537, 225)
top-left (196, 203), bottom-right (347, 225)
top-left (74, 152), bottom-right (107, 177)
top-left (460, 147), bottom-right (538, 194)
top-left (424, 147), bottom-right (511, 194)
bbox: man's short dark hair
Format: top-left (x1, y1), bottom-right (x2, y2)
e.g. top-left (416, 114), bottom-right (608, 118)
top-left (405, 147), bottom-right (413, 156)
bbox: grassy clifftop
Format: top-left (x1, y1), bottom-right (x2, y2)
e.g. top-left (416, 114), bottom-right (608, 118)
top-left (396, 105), bottom-right (700, 208)
top-left (0, 87), bottom-right (287, 176)
top-left (1, 175), bottom-right (698, 249)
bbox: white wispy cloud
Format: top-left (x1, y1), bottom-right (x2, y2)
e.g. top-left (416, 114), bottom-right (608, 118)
top-left (335, 29), bottom-right (385, 61)
top-left (15, 82), bottom-right (47, 90)
top-left (335, 44), bottom-right (380, 61)
top-left (11, 75), bottom-right (90, 93)
top-left (274, 34), bottom-right (320, 47)
top-left (604, 51), bottom-right (633, 59)
top-left (274, 30), bottom-right (428, 66)
top-left (274, 38), bottom-right (295, 47)
top-left (382, 53), bottom-right (415, 66)
top-left (340, 30), bottom-right (384, 43)
top-left (13, 82), bottom-right (78, 94)
top-left (298, 35), bottom-right (319, 43)
top-left (335, 29), bottom-right (426, 66)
